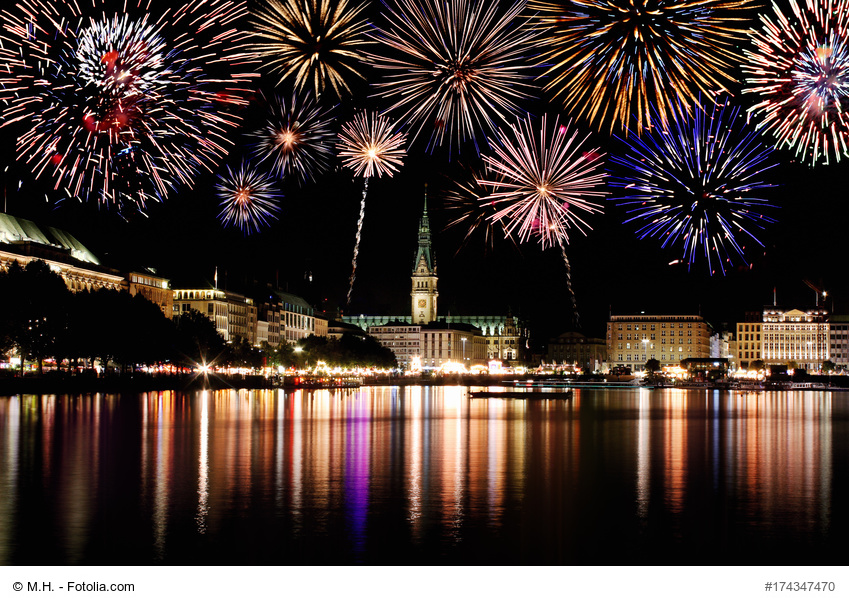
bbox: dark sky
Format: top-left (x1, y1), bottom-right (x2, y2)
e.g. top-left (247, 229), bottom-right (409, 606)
top-left (1, 0), bottom-right (847, 343)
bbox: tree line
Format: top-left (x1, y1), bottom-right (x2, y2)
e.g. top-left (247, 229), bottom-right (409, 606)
top-left (0, 260), bottom-right (396, 374)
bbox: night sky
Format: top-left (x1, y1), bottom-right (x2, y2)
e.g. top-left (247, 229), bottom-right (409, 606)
top-left (1, 0), bottom-right (847, 344)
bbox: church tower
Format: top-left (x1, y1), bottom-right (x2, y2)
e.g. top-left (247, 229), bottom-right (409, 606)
top-left (411, 188), bottom-right (438, 324)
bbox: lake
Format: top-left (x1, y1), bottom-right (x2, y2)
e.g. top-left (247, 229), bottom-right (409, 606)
top-left (0, 386), bottom-right (846, 565)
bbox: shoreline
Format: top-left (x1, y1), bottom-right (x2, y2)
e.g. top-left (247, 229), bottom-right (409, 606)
top-left (0, 372), bottom-right (846, 396)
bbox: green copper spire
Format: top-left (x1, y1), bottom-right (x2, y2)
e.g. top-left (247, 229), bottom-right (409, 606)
top-left (413, 186), bottom-right (435, 273)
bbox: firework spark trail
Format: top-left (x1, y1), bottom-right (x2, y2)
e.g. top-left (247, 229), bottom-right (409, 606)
top-left (558, 242), bottom-right (581, 329)
top-left (346, 178), bottom-right (369, 306)
top-left (252, 0), bottom-right (371, 97)
top-left (611, 96), bottom-right (780, 275)
top-left (479, 114), bottom-right (607, 249)
top-left (443, 163), bottom-right (515, 252)
top-left (216, 160), bottom-right (281, 235)
top-left (0, 0), bottom-right (259, 213)
top-left (337, 111), bottom-right (407, 306)
top-left (249, 91), bottom-right (335, 184)
top-left (369, 0), bottom-right (539, 152)
top-left (742, 0), bottom-right (849, 165)
top-left (526, 0), bottom-right (755, 134)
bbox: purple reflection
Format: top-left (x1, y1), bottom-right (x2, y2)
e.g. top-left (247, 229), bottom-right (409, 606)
top-left (345, 394), bottom-right (370, 557)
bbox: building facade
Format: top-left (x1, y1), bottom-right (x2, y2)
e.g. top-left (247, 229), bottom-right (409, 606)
top-left (547, 332), bottom-right (606, 371)
top-left (173, 288), bottom-right (231, 339)
top-left (128, 270), bottom-right (173, 319)
top-left (829, 315), bottom-right (849, 368)
top-left (420, 322), bottom-right (486, 368)
top-left (761, 307), bottom-right (828, 371)
top-left (734, 321), bottom-right (762, 368)
top-left (607, 314), bottom-right (710, 372)
top-left (368, 322), bottom-right (423, 370)
top-left (277, 291), bottom-right (316, 343)
top-left (0, 213), bottom-right (125, 293)
top-left (256, 299), bottom-right (282, 347)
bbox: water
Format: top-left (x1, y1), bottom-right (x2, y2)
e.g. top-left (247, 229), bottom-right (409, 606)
top-left (0, 386), bottom-right (846, 565)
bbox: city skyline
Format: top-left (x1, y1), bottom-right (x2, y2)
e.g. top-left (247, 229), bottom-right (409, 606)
top-left (2, 153), bottom-right (844, 343)
top-left (0, 0), bottom-right (846, 341)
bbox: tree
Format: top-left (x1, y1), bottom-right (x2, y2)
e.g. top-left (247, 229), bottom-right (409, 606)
top-left (644, 358), bottom-right (661, 374)
top-left (822, 360), bottom-right (836, 374)
top-left (0, 260), bottom-right (71, 374)
top-left (226, 336), bottom-right (263, 369)
top-left (750, 359), bottom-right (765, 371)
top-left (173, 310), bottom-right (227, 368)
top-left (295, 334), bottom-right (397, 369)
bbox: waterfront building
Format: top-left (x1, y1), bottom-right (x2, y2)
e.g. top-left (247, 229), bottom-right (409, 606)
top-left (547, 331), bottom-right (606, 371)
top-left (368, 322), bottom-right (422, 370)
top-left (327, 319), bottom-right (367, 340)
top-left (0, 213), bottom-right (182, 319)
top-left (276, 290), bottom-right (316, 343)
top-left (127, 269), bottom-right (173, 319)
top-left (173, 287), bottom-right (231, 339)
top-left (226, 291), bottom-right (257, 345)
top-left (0, 212), bottom-right (125, 293)
top-left (256, 298), bottom-right (282, 347)
top-left (369, 321), bottom-right (485, 370)
top-left (314, 315), bottom-right (328, 338)
top-left (761, 307), bottom-right (828, 371)
top-left (829, 315), bottom-right (849, 368)
top-left (421, 322), bottom-right (486, 368)
top-left (735, 319), bottom-right (763, 368)
top-left (709, 330), bottom-right (733, 360)
top-left (607, 313), bottom-right (710, 372)
top-left (343, 192), bottom-right (524, 364)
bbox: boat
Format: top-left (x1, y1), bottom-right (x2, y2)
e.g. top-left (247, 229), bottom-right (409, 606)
top-left (469, 390), bottom-right (572, 399)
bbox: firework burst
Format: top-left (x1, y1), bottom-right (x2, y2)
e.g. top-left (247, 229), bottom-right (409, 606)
top-left (249, 92), bottom-right (335, 184)
top-left (338, 111), bottom-right (408, 178)
top-left (0, 0), bottom-right (258, 213)
top-left (252, 0), bottom-right (371, 97)
top-left (611, 97), bottom-right (780, 275)
top-left (337, 110), bottom-right (407, 305)
top-left (526, 0), bottom-right (755, 134)
top-left (216, 161), bottom-right (281, 235)
top-left (369, 0), bottom-right (539, 152)
top-left (742, 0), bottom-right (849, 165)
top-left (479, 114), bottom-right (607, 249)
top-left (443, 164), bottom-right (514, 251)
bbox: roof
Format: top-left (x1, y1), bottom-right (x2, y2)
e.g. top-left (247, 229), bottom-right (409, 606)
top-left (274, 290), bottom-right (313, 310)
top-left (0, 212), bottom-right (100, 265)
top-left (422, 320), bottom-right (481, 334)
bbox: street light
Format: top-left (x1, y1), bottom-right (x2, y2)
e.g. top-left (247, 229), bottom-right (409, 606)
top-left (461, 337), bottom-right (467, 367)
top-left (642, 338), bottom-right (649, 370)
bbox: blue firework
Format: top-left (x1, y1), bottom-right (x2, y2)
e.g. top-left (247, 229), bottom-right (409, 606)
top-left (610, 97), bottom-right (780, 275)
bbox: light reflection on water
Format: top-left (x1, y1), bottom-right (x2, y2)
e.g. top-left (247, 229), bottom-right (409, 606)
top-left (0, 386), bottom-right (844, 565)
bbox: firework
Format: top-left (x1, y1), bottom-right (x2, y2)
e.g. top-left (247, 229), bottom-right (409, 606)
top-left (338, 111), bottom-right (407, 178)
top-left (443, 164), bottom-right (514, 250)
top-left (0, 0), bottom-right (258, 213)
top-left (479, 114), bottom-right (607, 249)
top-left (337, 110), bottom-right (407, 305)
top-left (252, 0), bottom-right (371, 97)
top-left (216, 161), bottom-right (281, 235)
top-left (526, 0), bottom-right (755, 134)
top-left (742, 0), bottom-right (849, 165)
top-left (559, 242), bottom-right (580, 329)
top-left (610, 97), bottom-right (779, 275)
top-left (369, 0), bottom-right (539, 151)
top-left (249, 92), bottom-right (335, 184)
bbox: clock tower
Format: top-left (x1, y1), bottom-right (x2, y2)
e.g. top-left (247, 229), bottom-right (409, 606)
top-left (411, 188), bottom-right (437, 324)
